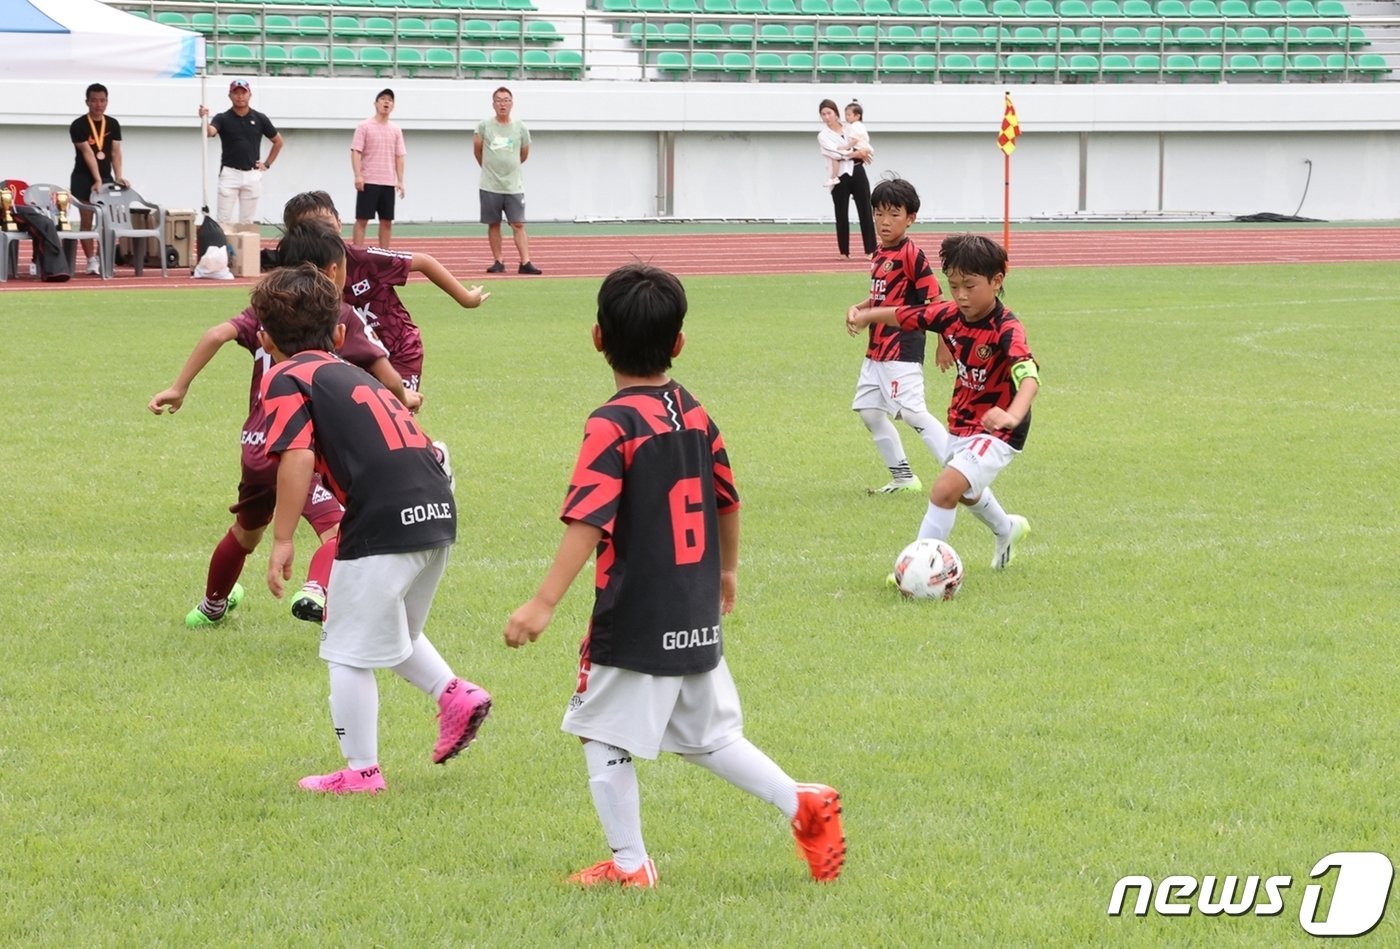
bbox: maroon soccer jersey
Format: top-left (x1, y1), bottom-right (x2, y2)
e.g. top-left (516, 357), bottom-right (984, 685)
top-left (342, 244), bottom-right (422, 386)
top-left (865, 238), bottom-right (941, 363)
top-left (561, 382), bottom-right (740, 676)
top-left (895, 299), bottom-right (1037, 450)
top-left (233, 303), bottom-right (389, 480)
top-left (262, 351), bottom-right (454, 560)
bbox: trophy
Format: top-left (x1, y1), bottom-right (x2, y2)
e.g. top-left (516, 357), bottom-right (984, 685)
top-left (0, 186), bottom-right (13, 231)
top-left (54, 190), bottom-right (71, 231)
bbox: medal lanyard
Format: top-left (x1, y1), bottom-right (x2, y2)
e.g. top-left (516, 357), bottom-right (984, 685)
top-left (87, 114), bottom-right (107, 154)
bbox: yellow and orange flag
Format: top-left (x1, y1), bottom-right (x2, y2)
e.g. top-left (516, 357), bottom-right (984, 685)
top-left (997, 93), bottom-right (1020, 155)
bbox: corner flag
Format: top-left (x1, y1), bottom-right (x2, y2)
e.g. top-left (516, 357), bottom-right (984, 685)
top-left (998, 94), bottom-right (1020, 155)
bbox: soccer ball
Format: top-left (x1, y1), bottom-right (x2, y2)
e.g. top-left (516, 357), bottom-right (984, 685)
top-left (893, 538), bottom-right (964, 601)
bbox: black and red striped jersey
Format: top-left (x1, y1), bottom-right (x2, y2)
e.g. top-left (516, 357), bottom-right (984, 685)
top-left (233, 303), bottom-right (389, 478)
top-left (262, 350), bottom-right (454, 560)
top-left (895, 299), bottom-right (1037, 450)
top-left (561, 382), bottom-right (739, 676)
top-left (865, 237), bottom-right (942, 363)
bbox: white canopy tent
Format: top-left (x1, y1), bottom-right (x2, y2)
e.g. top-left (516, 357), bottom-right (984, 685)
top-left (0, 0), bottom-right (204, 81)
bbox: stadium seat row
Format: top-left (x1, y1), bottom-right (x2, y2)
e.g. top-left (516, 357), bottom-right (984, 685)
top-left (216, 42), bottom-right (584, 76)
top-left (652, 47), bottom-right (1387, 78)
top-left (599, 0), bottom-right (1347, 16)
top-left (627, 19), bottom-right (1370, 48)
top-left (162, 0), bottom-right (539, 8)
top-left (157, 11), bottom-right (564, 44)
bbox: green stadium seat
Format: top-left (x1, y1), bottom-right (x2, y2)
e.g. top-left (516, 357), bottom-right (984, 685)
top-left (630, 21), bottom-right (662, 43)
top-left (833, 0), bottom-right (864, 13)
top-left (881, 51), bottom-right (915, 72)
top-left (1003, 51), bottom-right (1039, 74)
top-left (1075, 25), bottom-right (1104, 47)
top-left (737, 0), bottom-right (766, 12)
top-left (1005, 24), bottom-right (1046, 46)
top-left (1164, 52), bottom-right (1196, 76)
top-left (823, 24), bottom-right (858, 45)
top-left (331, 46), bottom-right (358, 70)
top-left (768, 0), bottom-right (800, 12)
top-left (1238, 25), bottom-right (1272, 45)
top-left (1302, 25), bottom-right (1339, 45)
top-left (729, 22), bottom-right (756, 43)
top-left (397, 17), bottom-right (431, 39)
top-left (601, 0), bottom-right (633, 8)
top-left (1258, 52), bottom-right (1286, 75)
top-left (1284, 0), bottom-right (1316, 14)
top-left (460, 47), bottom-right (489, 74)
top-left (495, 19), bottom-right (523, 41)
top-left (1355, 52), bottom-right (1389, 79)
top-left (694, 23), bottom-right (727, 43)
top-left (1133, 52), bottom-right (1162, 75)
top-left (655, 50), bottom-right (689, 75)
top-left (896, 0), bottom-right (927, 13)
top-left (332, 16), bottom-right (364, 38)
top-left (155, 11), bottom-right (189, 29)
top-left (801, 0), bottom-right (832, 12)
top-left (793, 23), bottom-right (818, 42)
top-left (264, 14), bottom-right (296, 36)
top-left (224, 14), bottom-right (260, 37)
top-left (855, 23), bottom-right (879, 43)
top-left (554, 49), bottom-right (584, 74)
top-left (1195, 52), bottom-right (1223, 76)
top-left (887, 24), bottom-right (920, 43)
top-left (940, 52), bottom-right (977, 78)
top-left (927, 0), bottom-right (958, 14)
top-left (1089, 0), bottom-right (1121, 15)
top-left (426, 17), bottom-right (459, 39)
top-left (372, 0), bottom-right (406, 6)
top-left (473, 0), bottom-right (508, 10)
top-left (786, 51), bottom-right (816, 73)
top-left (1108, 25), bottom-right (1142, 45)
top-left (126, 10), bottom-right (150, 19)
top-left (1226, 52), bottom-right (1259, 75)
top-left (992, 0), bottom-right (1025, 14)
top-left (404, 0), bottom-right (438, 8)
top-left (636, 0), bottom-right (666, 10)
top-left (262, 45), bottom-right (289, 74)
top-left (522, 48), bottom-right (553, 69)
top-left (1218, 0), bottom-right (1250, 13)
top-left (1101, 52), bottom-right (1133, 76)
top-left (758, 22), bottom-right (791, 43)
top-left (295, 15), bottom-right (330, 37)
top-left (865, 0), bottom-right (896, 14)
top-left (363, 17), bottom-right (396, 39)
top-left (721, 51), bottom-right (754, 74)
top-left (424, 47), bottom-right (458, 71)
top-left (1022, 0), bottom-right (1055, 14)
top-left (218, 43), bottom-right (258, 67)
top-left (1035, 52), bottom-right (1066, 74)
top-left (1142, 24), bottom-right (1170, 44)
top-left (1175, 25), bottom-right (1210, 45)
top-left (659, 21), bottom-right (691, 42)
top-left (190, 12), bottom-right (216, 35)
top-left (1155, 0), bottom-right (1188, 14)
top-left (437, 0), bottom-right (474, 6)
top-left (817, 52), bottom-right (849, 74)
top-left (703, 0), bottom-right (735, 11)
top-left (850, 52), bottom-right (878, 76)
top-left (754, 51), bottom-right (787, 75)
top-left (489, 48), bottom-right (521, 75)
top-left (1273, 24), bottom-right (1303, 46)
top-left (958, 0), bottom-right (990, 13)
top-left (291, 45), bottom-right (328, 73)
top-left (1186, 0), bottom-right (1218, 15)
top-left (1251, 0), bottom-right (1283, 15)
top-left (1207, 25), bottom-right (1239, 45)
top-left (690, 51), bottom-right (723, 72)
top-left (1121, 0), bottom-right (1153, 14)
top-left (359, 45), bottom-right (392, 75)
top-left (393, 47), bottom-right (423, 75)
top-left (463, 18), bottom-right (495, 39)
top-left (1066, 52), bottom-right (1099, 76)
top-left (504, 0), bottom-right (538, 9)
top-left (1058, 0), bottom-right (1089, 14)
top-left (945, 24), bottom-right (985, 45)
top-left (1289, 52), bottom-right (1325, 76)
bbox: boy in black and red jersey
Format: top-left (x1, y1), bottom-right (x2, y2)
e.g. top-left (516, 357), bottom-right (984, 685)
top-left (258, 263), bottom-right (491, 796)
top-left (846, 178), bottom-right (953, 495)
top-left (504, 263), bottom-right (845, 888)
top-left (282, 191), bottom-right (489, 393)
top-left (848, 233), bottom-right (1038, 571)
top-left (148, 223), bottom-right (417, 629)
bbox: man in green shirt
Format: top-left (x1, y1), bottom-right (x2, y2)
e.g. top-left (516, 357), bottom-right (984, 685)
top-left (473, 87), bottom-right (541, 276)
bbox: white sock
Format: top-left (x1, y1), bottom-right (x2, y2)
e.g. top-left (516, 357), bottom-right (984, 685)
top-left (583, 740), bottom-right (648, 872)
top-left (902, 408), bottom-right (951, 465)
top-left (918, 501), bottom-right (957, 540)
top-left (859, 409), bottom-right (911, 477)
top-left (966, 489), bottom-right (1012, 538)
top-left (327, 662), bottom-right (379, 769)
top-left (390, 633), bottom-right (454, 700)
top-left (681, 738), bottom-right (799, 820)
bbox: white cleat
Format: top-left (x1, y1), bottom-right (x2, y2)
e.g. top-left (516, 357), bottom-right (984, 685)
top-left (992, 515), bottom-right (1030, 571)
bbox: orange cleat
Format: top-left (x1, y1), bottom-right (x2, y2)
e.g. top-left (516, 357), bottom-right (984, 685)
top-left (568, 859), bottom-right (658, 889)
top-left (792, 783), bottom-right (846, 881)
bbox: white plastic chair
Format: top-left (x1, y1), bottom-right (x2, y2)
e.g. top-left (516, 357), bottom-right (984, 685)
top-left (96, 183), bottom-right (167, 278)
top-left (22, 183), bottom-right (106, 278)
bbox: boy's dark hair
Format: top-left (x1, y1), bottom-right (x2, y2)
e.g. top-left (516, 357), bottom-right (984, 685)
top-left (252, 263), bottom-right (341, 356)
top-left (85, 83), bottom-right (108, 100)
top-left (845, 100), bottom-right (863, 119)
top-left (282, 191), bottom-right (339, 230)
top-left (940, 233), bottom-right (1008, 283)
top-left (871, 177), bottom-right (919, 215)
top-left (596, 263), bottom-right (687, 377)
top-left (276, 221), bottom-right (346, 272)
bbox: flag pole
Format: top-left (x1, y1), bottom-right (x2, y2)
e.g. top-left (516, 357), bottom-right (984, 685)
top-left (1003, 147), bottom-right (1011, 261)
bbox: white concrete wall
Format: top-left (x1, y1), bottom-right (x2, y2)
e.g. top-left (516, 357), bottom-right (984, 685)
top-left (2, 77), bottom-right (1398, 221)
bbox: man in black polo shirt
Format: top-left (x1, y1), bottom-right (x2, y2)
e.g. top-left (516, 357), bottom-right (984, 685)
top-left (198, 79), bottom-right (283, 226)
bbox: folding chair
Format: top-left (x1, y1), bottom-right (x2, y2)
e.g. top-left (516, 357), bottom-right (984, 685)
top-left (22, 183), bottom-right (105, 277)
top-left (96, 183), bottom-right (168, 278)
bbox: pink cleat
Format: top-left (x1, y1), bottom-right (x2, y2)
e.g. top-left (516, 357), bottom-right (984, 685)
top-left (298, 765), bottom-right (386, 795)
top-left (432, 678), bottom-right (492, 764)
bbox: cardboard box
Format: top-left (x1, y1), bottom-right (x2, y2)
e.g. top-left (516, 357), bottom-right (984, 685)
top-left (165, 209), bottom-right (195, 269)
top-left (228, 230), bottom-right (261, 277)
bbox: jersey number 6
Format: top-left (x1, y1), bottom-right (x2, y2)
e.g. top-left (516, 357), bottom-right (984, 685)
top-left (668, 477), bottom-right (706, 565)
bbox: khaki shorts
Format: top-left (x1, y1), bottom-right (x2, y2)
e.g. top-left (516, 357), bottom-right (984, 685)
top-left (561, 657), bottom-right (744, 760)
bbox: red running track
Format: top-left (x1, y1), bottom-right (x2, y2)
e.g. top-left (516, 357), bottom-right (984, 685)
top-left (4, 227), bottom-right (1399, 291)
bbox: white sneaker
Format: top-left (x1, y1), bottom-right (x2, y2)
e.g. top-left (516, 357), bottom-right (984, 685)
top-left (991, 515), bottom-right (1030, 571)
top-left (85, 256), bottom-right (101, 275)
top-left (28, 263), bottom-right (36, 276)
top-left (432, 440), bottom-right (455, 493)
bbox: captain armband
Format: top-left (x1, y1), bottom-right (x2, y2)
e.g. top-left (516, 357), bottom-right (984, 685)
top-left (1010, 359), bottom-right (1039, 390)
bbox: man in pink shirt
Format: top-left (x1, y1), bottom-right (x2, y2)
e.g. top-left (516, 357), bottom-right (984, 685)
top-left (350, 89), bottom-right (407, 249)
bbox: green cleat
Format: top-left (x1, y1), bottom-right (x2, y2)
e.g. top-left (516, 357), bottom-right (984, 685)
top-left (869, 477), bottom-right (923, 496)
top-left (185, 582), bottom-right (245, 629)
top-left (291, 586), bottom-right (326, 624)
top-left (991, 515), bottom-right (1031, 571)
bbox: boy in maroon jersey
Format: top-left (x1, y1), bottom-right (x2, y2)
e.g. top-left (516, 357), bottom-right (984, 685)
top-left (848, 233), bottom-right (1037, 571)
top-left (845, 178), bottom-right (953, 495)
top-left (504, 263), bottom-right (845, 887)
top-left (283, 191), bottom-right (489, 393)
top-left (259, 263), bottom-right (491, 795)
top-left (149, 223), bottom-right (417, 629)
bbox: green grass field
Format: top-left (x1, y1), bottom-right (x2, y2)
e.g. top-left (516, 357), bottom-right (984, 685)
top-left (3, 262), bottom-right (1398, 946)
